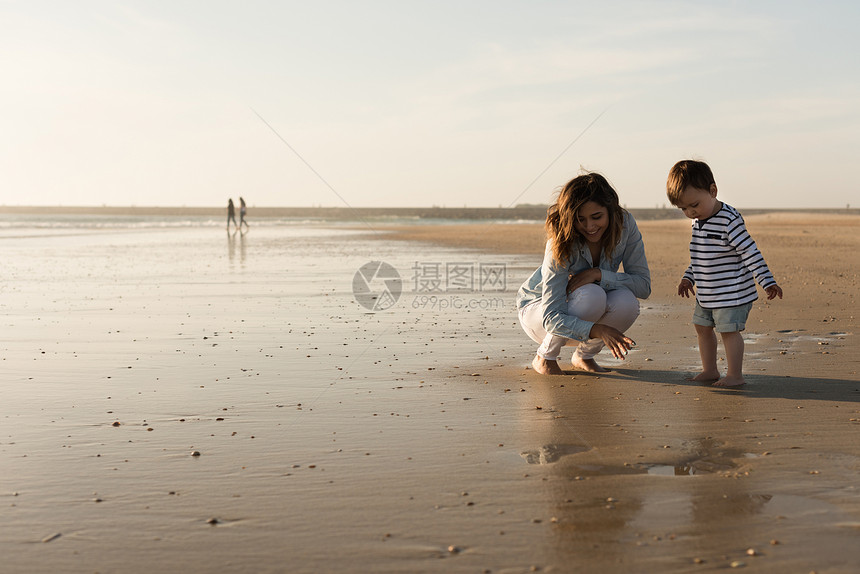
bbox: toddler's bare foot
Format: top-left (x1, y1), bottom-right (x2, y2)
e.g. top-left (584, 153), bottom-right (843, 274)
top-left (712, 375), bottom-right (746, 388)
top-left (687, 371), bottom-right (720, 383)
top-left (532, 355), bottom-right (564, 375)
top-left (571, 356), bottom-right (610, 373)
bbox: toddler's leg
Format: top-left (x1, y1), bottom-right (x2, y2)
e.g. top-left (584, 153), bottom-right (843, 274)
top-left (713, 331), bottom-right (745, 387)
top-left (690, 324), bottom-right (720, 382)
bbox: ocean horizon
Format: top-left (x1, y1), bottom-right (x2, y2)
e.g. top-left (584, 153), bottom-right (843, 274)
top-left (3, 205), bottom-right (857, 233)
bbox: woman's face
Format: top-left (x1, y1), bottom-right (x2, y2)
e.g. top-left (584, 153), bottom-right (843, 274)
top-left (574, 200), bottom-right (609, 245)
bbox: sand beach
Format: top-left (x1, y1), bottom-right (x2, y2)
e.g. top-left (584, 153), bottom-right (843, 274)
top-left (1, 210), bottom-right (859, 573)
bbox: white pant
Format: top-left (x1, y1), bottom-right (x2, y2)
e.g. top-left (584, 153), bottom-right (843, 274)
top-left (518, 284), bottom-right (640, 361)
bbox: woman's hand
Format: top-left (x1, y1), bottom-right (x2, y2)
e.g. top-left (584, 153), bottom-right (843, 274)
top-left (588, 324), bottom-right (635, 359)
top-left (567, 268), bottom-right (602, 294)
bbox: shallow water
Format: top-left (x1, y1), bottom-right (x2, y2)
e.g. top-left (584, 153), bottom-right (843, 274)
top-left (0, 220), bottom-right (539, 573)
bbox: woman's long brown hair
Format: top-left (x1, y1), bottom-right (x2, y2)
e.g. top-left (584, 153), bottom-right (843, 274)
top-left (545, 172), bottom-right (626, 266)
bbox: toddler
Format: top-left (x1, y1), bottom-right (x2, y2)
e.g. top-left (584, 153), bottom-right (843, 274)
top-left (667, 160), bottom-right (783, 387)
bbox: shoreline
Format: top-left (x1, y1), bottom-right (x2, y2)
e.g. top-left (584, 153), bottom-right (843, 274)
top-left (2, 204), bottom-right (859, 221)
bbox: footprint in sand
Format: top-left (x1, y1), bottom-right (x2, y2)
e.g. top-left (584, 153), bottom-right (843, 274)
top-left (520, 444), bottom-right (589, 465)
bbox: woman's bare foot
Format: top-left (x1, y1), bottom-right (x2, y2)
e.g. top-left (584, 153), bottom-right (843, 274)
top-left (532, 355), bottom-right (564, 375)
top-left (712, 375), bottom-right (746, 388)
top-left (687, 371), bottom-right (720, 383)
top-left (571, 356), bottom-right (610, 373)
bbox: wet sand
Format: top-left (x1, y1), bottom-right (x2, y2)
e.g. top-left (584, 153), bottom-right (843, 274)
top-left (369, 212), bottom-right (860, 571)
top-left (2, 214), bottom-right (859, 573)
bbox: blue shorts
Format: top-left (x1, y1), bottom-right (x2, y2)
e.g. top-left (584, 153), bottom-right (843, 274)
top-left (692, 302), bottom-right (753, 333)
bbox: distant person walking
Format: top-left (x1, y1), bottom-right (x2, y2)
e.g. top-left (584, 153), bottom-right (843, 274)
top-left (227, 198), bottom-right (238, 230)
top-left (239, 197), bottom-right (249, 230)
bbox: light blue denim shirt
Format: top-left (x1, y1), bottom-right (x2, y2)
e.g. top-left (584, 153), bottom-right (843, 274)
top-left (516, 211), bottom-right (651, 342)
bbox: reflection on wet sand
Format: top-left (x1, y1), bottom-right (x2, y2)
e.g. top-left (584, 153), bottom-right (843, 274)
top-left (643, 438), bottom-right (751, 476)
top-left (227, 229), bottom-right (247, 266)
top-left (517, 377), bottom-right (777, 570)
top-left (520, 444), bottom-right (589, 465)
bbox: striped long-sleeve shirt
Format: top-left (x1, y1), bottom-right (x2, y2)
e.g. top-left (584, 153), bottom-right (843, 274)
top-left (683, 203), bottom-right (776, 309)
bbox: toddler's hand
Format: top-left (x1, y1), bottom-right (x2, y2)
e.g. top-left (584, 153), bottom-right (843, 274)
top-left (677, 279), bottom-right (694, 298)
top-left (766, 284), bottom-right (783, 300)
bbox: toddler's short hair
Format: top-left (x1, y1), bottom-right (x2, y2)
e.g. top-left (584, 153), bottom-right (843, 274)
top-left (667, 160), bottom-right (716, 205)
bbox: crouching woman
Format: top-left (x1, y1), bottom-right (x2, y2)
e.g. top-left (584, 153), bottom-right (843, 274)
top-left (517, 173), bottom-right (651, 374)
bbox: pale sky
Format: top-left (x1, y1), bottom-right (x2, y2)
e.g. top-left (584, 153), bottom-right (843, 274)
top-left (2, 1), bottom-right (858, 208)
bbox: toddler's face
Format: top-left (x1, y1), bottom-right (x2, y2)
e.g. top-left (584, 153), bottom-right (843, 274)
top-left (674, 184), bottom-right (720, 220)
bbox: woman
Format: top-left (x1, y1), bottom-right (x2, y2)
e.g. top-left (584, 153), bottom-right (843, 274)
top-left (517, 172), bottom-right (651, 374)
